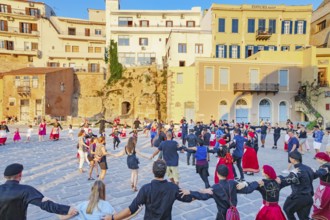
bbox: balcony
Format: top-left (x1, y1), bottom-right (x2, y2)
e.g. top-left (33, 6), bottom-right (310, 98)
top-left (110, 24), bottom-right (200, 34)
top-left (233, 83), bottom-right (279, 95)
top-left (0, 47), bottom-right (39, 56)
top-left (0, 27), bottom-right (39, 37)
top-left (256, 28), bottom-right (273, 40)
top-left (17, 86), bottom-right (31, 96)
top-left (0, 8), bottom-right (41, 20)
top-left (58, 30), bottom-right (106, 42)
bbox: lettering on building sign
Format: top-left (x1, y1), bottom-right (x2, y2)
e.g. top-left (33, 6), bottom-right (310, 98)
top-left (251, 5), bottom-right (277, 9)
top-left (325, 91), bottom-right (330, 98)
top-left (318, 60), bottom-right (329, 65)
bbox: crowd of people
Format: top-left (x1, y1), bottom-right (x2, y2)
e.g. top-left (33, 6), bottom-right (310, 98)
top-left (0, 116), bottom-right (330, 220)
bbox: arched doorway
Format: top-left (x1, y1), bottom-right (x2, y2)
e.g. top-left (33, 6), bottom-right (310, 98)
top-left (121, 101), bottom-right (131, 115)
top-left (279, 101), bottom-right (288, 123)
top-left (259, 99), bottom-right (271, 122)
top-left (236, 99), bottom-right (248, 123)
top-left (219, 100), bottom-right (229, 121)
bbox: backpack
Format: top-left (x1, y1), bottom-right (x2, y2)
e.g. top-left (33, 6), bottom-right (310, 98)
top-left (195, 146), bottom-right (207, 160)
top-left (221, 182), bottom-right (240, 220)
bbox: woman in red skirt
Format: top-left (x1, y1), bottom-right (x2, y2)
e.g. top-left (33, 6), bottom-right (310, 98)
top-left (242, 132), bottom-right (260, 175)
top-left (255, 165), bottom-right (286, 220)
top-left (214, 138), bottom-right (234, 183)
top-left (312, 152), bottom-right (330, 220)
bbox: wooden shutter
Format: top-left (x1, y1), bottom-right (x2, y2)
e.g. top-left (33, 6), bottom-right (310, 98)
top-left (88, 63), bottom-right (92, 72)
top-left (97, 64), bottom-right (100, 72)
top-left (4, 20), bottom-right (8, 31)
top-left (31, 23), bottom-right (38, 31)
top-left (7, 5), bottom-right (11, 13)
top-left (19, 22), bottom-right (23, 33)
top-left (85, 28), bottom-right (90, 36)
top-left (25, 8), bottom-right (30, 15)
top-left (4, 40), bottom-right (7, 49)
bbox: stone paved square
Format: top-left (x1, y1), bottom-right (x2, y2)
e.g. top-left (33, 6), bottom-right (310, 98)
top-left (0, 125), bottom-right (327, 220)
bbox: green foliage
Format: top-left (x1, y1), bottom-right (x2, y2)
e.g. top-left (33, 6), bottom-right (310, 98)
top-left (306, 121), bottom-right (317, 130)
top-left (107, 40), bottom-right (123, 85)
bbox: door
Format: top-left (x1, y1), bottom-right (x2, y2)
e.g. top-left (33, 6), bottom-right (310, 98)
top-left (219, 101), bottom-right (229, 120)
top-left (185, 108), bottom-right (195, 121)
top-left (236, 99), bottom-right (248, 123)
top-left (35, 99), bottom-right (42, 116)
top-left (259, 99), bottom-right (271, 122)
top-left (279, 101), bottom-right (288, 123)
top-left (250, 69), bottom-right (259, 90)
top-left (20, 100), bottom-right (30, 121)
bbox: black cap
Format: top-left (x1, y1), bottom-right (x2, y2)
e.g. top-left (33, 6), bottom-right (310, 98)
top-left (217, 165), bottom-right (229, 177)
top-left (314, 125), bottom-right (320, 129)
top-left (289, 151), bottom-right (302, 163)
top-left (4, 163), bottom-right (23, 176)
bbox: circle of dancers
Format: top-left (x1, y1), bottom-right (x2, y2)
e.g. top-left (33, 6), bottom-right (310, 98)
top-left (0, 116), bottom-right (330, 220)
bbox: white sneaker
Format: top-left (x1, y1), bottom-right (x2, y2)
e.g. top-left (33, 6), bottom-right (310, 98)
top-left (281, 170), bottom-right (289, 174)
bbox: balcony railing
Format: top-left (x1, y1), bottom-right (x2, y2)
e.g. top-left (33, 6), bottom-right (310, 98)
top-left (256, 28), bottom-right (273, 40)
top-left (0, 26), bottom-right (39, 36)
top-left (0, 8), bottom-right (41, 18)
top-left (72, 66), bottom-right (102, 73)
top-left (59, 31), bottom-right (106, 38)
top-left (17, 86), bottom-right (31, 95)
top-left (233, 83), bottom-right (279, 94)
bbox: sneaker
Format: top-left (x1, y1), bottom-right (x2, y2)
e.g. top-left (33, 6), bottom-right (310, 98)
top-left (261, 145), bottom-right (265, 148)
top-left (239, 179), bottom-right (245, 182)
top-left (234, 177), bottom-right (240, 181)
top-left (281, 170), bottom-right (289, 174)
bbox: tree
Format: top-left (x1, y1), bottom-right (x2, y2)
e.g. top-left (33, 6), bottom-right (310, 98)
top-left (105, 40), bottom-right (123, 85)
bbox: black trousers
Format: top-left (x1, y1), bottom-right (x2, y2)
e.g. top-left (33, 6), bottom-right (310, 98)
top-left (113, 137), bottom-right (120, 148)
top-left (274, 134), bottom-right (281, 146)
top-left (283, 194), bottom-right (313, 220)
top-left (187, 152), bottom-right (195, 165)
top-left (196, 164), bottom-right (210, 188)
top-left (232, 156), bottom-right (244, 180)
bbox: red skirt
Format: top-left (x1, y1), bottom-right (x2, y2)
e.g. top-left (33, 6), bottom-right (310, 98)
top-left (312, 181), bottom-right (330, 220)
top-left (0, 137), bottom-right (7, 145)
top-left (242, 147), bottom-right (260, 173)
top-left (256, 201), bottom-right (286, 220)
top-left (178, 132), bottom-right (182, 138)
top-left (284, 143), bottom-right (288, 151)
top-left (214, 157), bottom-right (234, 183)
top-left (120, 133), bottom-right (126, 138)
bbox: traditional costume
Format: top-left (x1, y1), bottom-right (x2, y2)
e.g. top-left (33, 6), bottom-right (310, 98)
top-left (38, 122), bottom-right (46, 136)
top-left (0, 121), bottom-right (9, 145)
top-left (242, 133), bottom-right (260, 174)
top-left (13, 130), bottom-right (21, 142)
top-left (255, 165), bottom-right (286, 220)
top-left (120, 126), bottom-right (127, 138)
top-left (312, 152), bottom-right (330, 220)
top-left (214, 139), bottom-right (234, 183)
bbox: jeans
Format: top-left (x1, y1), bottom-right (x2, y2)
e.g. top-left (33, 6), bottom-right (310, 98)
top-left (232, 156), bottom-right (244, 180)
top-left (113, 137), bottom-right (120, 148)
top-left (182, 133), bottom-right (187, 146)
top-left (274, 134), bottom-right (280, 146)
top-left (187, 152), bottom-right (195, 165)
top-left (78, 150), bottom-right (89, 169)
top-left (261, 133), bottom-right (267, 141)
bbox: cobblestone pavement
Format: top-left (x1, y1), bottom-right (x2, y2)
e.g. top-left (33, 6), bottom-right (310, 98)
top-left (0, 125), bottom-right (328, 220)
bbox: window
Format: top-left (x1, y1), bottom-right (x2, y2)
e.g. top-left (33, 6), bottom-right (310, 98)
top-left (248, 19), bottom-right (255, 33)
top-left (31, 42), bottom-right (38, 50)
top-left (48, 62), bottom-right (59, 67)
top-left (282, 20), bottom-right (291, 34)
top-left (0, 4), bottom-right (9, 13)
top-left (60, 82), bottom-right (65, 92)
top-left (178, 43), bottom-right (187, 53)
top-left (216, 45), bottom-right (226, 58)
top-left (28, 56), bottom-right (33, 62)
top-left (118, 17), bottom-right (133, 27)
top-left (317, 20), bottom-right (326, 32)
top-left (139, 38), bottom-right (148, 46)
top-left (23, 76), bottom-right (30, 86)
top-left (195, 44), bottom-right (203, 54)
top-left (205, 67), bottom-right (213, 85)
top-left (177, 73), bottom-right (183, 84)
top-left (232, 19), bottom-right (238, 33)
top-left (88, 47), bottom-right (93, 53)
top-left (119, 52), bottom-right (135, 65)
top-left (140, 20), bottom-right (149, 27)
top-left (88, 63), bottom-right (100, 72)
top-left (0, 20), bottom-right (7, 31)
top-left (85, 28), bottom-right (90, 36)
top-left (218, 18), bottom-right (225, 32)
top-left (295, 20), bottom-right (306, 34)
top-left (295, 45), bottom-right (302, 50)
top-left (269, 19), bottom-right (276, 33)
top-left (15, 76), bottom-right (20, 87)
top-left (279, 70), bottom-right (288, 87)
top-left (20, 23), bottom-right (31, 33)
top-left (137, 53), bottom-right (156, 65)
top-left (6, 40), bottom-right (14, 50)
top-left (230, 45), bottom-right (239, 58)
top-left (68, 27), bottom-right (76, 35)
top-left (72, 46), bottom-right (79, 52)
top-left (118, 35), bottom-right (130, 46)
top-left (258, 19), bottom-right (266, 31)
top-left (65, 45), bottom-right (71, 52)
top-left (258, 46), bottom-right (264, 51)
top-left (268, 46), bottom-right (276, 51)
top-left (95, 29), bottom-right (102, 35)
top-left (179, 61), bottom-right (185, 67)
top-left (220, 68), bottom-right (229, 85)
top-left (32, 76), bottom-right (38, 88)
top-left (281, 46), bottom-right (290, 51)
top-left (9, 97), bottom-right (15, 106)
top-left (94, 47), bottom-right (101, 53)
top-left (28, 8), bottom-right (40, 17)
top-left (186, 21), bottom-right (195, 27)
top-left (166, 21), bottom-right (173, 27)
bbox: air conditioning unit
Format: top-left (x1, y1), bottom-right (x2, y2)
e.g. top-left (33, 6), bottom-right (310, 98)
top-left (141, 46), bottom-right (146, 50)
top-left (162, 14), bottom-right (166, 19)
top-left (25, 46), bottom-right (30, 50)
top-left (29, 2), bottom-right (35, 7)
top-left (181, 14), bottom-right (185, 19)
top-left (137, 13), bottom-right (141, 18)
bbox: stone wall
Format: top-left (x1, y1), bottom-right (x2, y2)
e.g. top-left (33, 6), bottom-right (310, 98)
top-left (0, 55), bottom-right (31, 72)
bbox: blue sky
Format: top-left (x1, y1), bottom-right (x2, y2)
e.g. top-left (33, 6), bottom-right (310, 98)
top-left (41, 0), bottom-right (322, 19)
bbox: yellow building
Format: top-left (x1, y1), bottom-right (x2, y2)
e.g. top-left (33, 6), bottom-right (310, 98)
top-left (209, 4), bottom-right (312, 59)
top-left (311, 0), bottom-right (330, 48)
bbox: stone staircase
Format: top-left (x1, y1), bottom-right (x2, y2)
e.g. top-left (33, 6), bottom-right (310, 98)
top-left (295, 95), bottom-right (323, 123)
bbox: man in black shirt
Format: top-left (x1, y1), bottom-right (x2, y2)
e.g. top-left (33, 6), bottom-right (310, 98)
top-left (186, 129), bottom-right (198, 165)
top-left (104, 160), bottom-right (193, 220)
top-left (0, 163), bottom-right (77, 220)
top-left (94, 116), bottom-right (112, 136)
